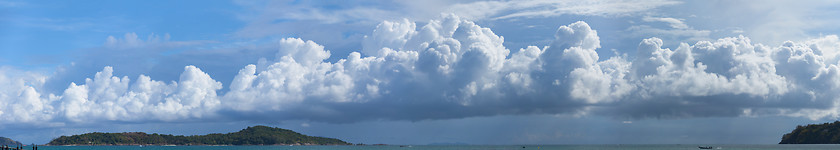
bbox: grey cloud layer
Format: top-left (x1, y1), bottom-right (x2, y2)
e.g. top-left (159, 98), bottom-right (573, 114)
top-left (3, 15), bottom-right (840, 125)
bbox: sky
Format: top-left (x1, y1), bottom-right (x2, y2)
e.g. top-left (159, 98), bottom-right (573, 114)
top-left (3, 0), bottom-right (840, 145)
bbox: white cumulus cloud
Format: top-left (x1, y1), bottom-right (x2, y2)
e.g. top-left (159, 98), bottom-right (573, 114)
top-left (58, 66), bottom-right (221, 123)
top-left (0, 67), bottom-right (55, 125)
top-left (6, 14), bottom-right (840, 127)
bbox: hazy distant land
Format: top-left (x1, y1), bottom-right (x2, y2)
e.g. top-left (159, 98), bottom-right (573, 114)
top-left (0, 137), bottom-right (22, 146)
top-left (47, 126), bottom-right (350, 146)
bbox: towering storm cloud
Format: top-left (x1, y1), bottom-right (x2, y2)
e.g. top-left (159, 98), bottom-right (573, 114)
top-left (3, 14), bottom-right (840, 126)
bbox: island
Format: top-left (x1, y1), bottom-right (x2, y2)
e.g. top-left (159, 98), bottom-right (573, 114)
top-left (47, 125), bottom-right (350, 146)
top-left (0, 137), bottom-right (22, 146)
top-left (780, 121), bottom-right (840, 144)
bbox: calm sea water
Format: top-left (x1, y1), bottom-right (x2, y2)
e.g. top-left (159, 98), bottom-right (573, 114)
top-left (14, 145), bottom-right (840, 150)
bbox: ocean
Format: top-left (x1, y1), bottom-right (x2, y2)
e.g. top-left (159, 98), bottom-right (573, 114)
top-left (14, 145), bottom-right (840, 150)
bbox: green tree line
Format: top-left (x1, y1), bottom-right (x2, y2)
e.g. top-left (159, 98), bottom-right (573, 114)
top-left (780, 121), bottom-right (840, 144)
top-left (47, 126), bottom-right (350, 145)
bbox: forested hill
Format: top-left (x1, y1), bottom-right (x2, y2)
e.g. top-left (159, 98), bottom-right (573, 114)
top-left (0, 137), bottom-right (22, 146)
top-left (47, 126), bottom-right (350, 145)
top-left (780, 121), bottom-right (840, 144)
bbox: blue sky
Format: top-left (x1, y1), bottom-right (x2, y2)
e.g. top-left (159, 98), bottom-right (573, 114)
top-left (3, 0), bottom-right (840, 145)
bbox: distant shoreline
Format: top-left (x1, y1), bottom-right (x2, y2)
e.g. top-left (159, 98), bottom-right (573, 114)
top-left (44, 144), bottom-right (347, 146)
top-left (46, 126), bottom-right (350, 146)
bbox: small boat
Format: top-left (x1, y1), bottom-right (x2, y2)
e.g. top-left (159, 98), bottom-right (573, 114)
top-left (698, 146), bottom-right (714, 149)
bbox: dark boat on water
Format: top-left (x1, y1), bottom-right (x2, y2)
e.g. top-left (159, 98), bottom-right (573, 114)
top-left (698, 146), bottom-right (714, 149)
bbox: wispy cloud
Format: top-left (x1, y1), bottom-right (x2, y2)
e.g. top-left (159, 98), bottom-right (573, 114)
top-left (642, 16), bottom-right (688, 29)
top-left (448, 0), bottom-right (682, 20)
top-left (0, 0), bottom-right (25, 8)
top-left (626, 16), bottom-right (711, 45)
top-left (232, 0), bottom-right (681, 39)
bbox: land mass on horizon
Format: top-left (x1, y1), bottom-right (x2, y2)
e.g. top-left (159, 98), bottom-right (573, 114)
top-left (0, 137), bottom-right (23, 146)
top-left (780, 121), bottom-right (840, 144)
top-left (47, 125), bottom-right (350, 146)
